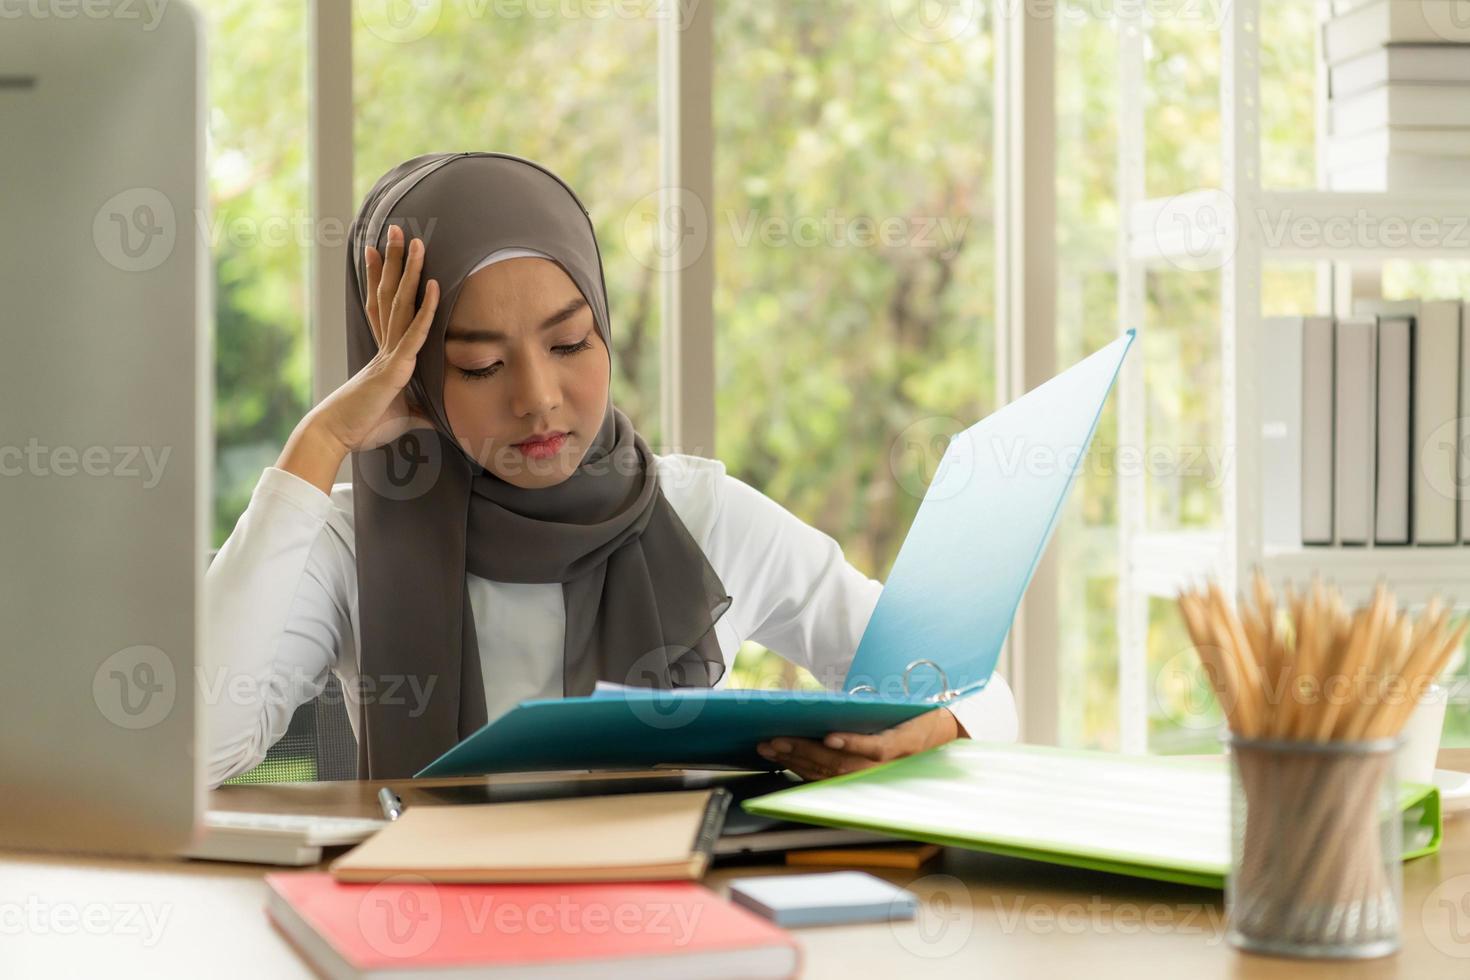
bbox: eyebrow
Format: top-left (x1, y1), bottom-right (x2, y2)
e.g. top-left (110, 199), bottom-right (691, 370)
top-left (445, 297), bottom-right (589, 344)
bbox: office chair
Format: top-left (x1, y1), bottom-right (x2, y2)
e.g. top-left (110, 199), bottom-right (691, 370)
top-left (223, 674), bottom-right (359, 784)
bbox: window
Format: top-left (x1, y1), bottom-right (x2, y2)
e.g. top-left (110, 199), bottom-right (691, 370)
top-left (714, 1), bottom-right (997, 689)
top-left (197, 1), bottom-right (312, 548)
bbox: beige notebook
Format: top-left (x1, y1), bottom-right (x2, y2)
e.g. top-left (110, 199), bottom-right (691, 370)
top-left (330, 788), bottom-right (730, 883)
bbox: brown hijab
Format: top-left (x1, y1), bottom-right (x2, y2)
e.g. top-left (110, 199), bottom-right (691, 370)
top-left (344, 152), bottom-right (732, 778)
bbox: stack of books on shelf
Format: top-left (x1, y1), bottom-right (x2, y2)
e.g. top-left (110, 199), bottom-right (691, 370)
top-left (1323, 0), bottom-right (1470, 190)
top-left (1262, 299), bottom-right (1470, 549)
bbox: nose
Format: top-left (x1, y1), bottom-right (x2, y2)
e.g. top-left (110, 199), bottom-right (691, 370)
top-left (509, 350), bottom-right (561, 420)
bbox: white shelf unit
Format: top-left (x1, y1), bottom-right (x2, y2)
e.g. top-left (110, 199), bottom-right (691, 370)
top-left (1113, 0), bottom-right (1470, 753)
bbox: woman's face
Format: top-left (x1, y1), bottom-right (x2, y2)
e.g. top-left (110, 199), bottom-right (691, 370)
top-left (442, 257), bottom-right (610, 488)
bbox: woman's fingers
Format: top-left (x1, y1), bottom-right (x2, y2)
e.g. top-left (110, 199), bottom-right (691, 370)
top-left (387, 236), bottom-right (425, 347)
top-left (363, 245), bottom-right (382, 344)
top-left (389, 279), bottom-right (438, 359)
top-left (366, 225), bottom-right (434, 355)
top-left (821, 730), bottom-right (893, 761)
top-left (377, 225), bottom-right (405, 342)
top-left (758, 736), bottom-right (869, 781)
top-left (822, 711), bottom-right (952, 761)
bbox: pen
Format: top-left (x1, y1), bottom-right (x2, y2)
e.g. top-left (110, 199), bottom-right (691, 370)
top-left (378, 786), bottom-right (403, 822)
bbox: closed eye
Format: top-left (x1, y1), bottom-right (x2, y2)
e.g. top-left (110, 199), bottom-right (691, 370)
top-left (456, 334), bottom-right (595, 381)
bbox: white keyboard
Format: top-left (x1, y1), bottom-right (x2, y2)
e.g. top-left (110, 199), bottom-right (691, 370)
top-left (181, 811), bottom-right (387, 866)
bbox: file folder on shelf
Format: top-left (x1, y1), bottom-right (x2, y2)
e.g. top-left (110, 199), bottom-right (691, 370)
top-left (742, 741), bottom-right (1443, 889)
top-left (416, 331), bottom-right (1138, 778)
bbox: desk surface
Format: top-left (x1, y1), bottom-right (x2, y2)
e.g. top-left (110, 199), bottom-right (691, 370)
top-left (5, 749), bottom-right (1469, 979)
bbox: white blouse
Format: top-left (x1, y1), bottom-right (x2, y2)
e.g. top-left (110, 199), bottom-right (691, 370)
top-left (202, 452), bottom-right (1018, 787)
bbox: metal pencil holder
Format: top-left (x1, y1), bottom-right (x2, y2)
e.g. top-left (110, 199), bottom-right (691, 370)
top-left (1225, 734), bottom-right (1403, 959)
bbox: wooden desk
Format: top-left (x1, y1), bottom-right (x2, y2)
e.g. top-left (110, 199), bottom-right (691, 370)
top-left (5, 750), bottom-right (1469, 979)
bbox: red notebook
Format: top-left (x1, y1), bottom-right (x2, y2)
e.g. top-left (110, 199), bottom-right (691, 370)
top-left (264, 872), bottom-right (801, 979)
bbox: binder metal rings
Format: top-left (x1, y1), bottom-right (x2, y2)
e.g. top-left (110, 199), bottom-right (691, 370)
top-left (846, 658), bottom-right (961, 703)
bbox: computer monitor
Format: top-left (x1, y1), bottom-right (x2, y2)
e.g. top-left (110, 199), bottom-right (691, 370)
top-left (0, 1), bottom-right (209, 857)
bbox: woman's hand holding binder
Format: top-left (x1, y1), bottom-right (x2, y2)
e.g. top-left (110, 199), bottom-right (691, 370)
top-left (755, 705), bottom-right (964, 781)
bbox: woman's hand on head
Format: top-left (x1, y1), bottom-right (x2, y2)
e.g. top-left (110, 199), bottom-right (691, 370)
top-left (310, 223), bottom-right (441, 455)
top-left (755, 706), bottom-right (964, 782)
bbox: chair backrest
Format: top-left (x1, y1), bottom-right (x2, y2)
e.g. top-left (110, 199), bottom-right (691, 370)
top-left (222, 673), bottom-right (358, 784)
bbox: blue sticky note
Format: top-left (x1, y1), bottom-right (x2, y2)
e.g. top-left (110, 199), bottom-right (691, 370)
top-left (728, 871), bottom-right (918, 928)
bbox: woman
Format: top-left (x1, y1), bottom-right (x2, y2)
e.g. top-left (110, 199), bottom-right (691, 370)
top-left (204, 152), bottom-right (1017, 788)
